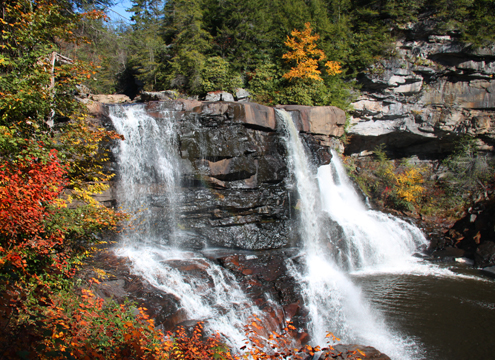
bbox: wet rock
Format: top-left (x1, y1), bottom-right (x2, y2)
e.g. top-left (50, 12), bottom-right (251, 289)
top-left (83, 251), bottom-right (186, 329)
top-left (97, 98), bottom-right (334, 251)
top-left (322, 344), bottom-right (391, 360)
top-left (207, 157), bottom-right (257, 181)
top-left (431, 247), bottom-right (466, 261)
top-left (213, 249), bottom-right (308, 331)
top-left (475, 241), bottom-right (495, 268)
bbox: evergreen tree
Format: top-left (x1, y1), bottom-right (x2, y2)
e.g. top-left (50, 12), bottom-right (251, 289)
top-left (162, 0), bottom-right (212, 94)
top-left (203, 0), bottom-right (274, 72)
top-left (127, 0), bottom-right (166, 91)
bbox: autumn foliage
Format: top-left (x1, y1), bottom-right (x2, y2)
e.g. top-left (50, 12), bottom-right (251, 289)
top-left (35, 288), bottom-right (366, 360)
top-left (282, 23), bottom-right (342, 82)
top-left (0, 0), bottom-right (126, 357)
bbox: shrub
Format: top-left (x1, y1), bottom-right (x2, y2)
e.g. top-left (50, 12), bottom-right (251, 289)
top-left (201, 56), bottom-right (243, 94)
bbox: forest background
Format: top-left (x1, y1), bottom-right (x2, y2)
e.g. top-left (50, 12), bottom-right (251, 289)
top-left (0, 0), bottom-right (494, 359)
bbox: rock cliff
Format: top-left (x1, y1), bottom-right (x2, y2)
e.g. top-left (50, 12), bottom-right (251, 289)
top-left (347, 31), bottom-right (495, 159)
top-left (95, 100), bottom-right (345, 251)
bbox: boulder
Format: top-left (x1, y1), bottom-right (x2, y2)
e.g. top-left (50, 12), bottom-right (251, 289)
top-left (236, 88), bottom-right (251, 101)
top-left (277, 105), bottom-right (346, 137)
top-left (205, 91), bottom-right (222, 102)
top-left (205, 91), bottom-right (234, 102)
top-left (139, 90), bottom-right (179, 102)
top-left (90, 94), bottom-right (131, 104)
top-left (475, 241), bottom-right (495, 268)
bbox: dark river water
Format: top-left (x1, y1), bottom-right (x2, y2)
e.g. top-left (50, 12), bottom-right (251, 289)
top-left (353, 262), bottom-right (495, 360)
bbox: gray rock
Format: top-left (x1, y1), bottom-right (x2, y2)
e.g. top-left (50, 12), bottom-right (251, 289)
top-left (205, 91), bottom-right (234, 102)
top-left (139, 90), bottom-right (179, 102)
top-left (205, 91), bottom-right (222, 101)
top-left (235, 88), bottom-right (251, 101)
top-left (221, 91), bottom-right (234, 101)
top-left (347, 29), bottom-right (495, 158)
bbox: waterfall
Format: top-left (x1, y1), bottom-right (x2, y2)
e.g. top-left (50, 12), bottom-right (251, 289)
top-left (277, 109), bottom-right (423, 360)
top-left (318, 150), bottom-right (428, 272)
top-left (108, 103), bottom-right (429, 358)
top-left (108, 104), bottom-right (262, 347)
top-left (109, 104), bottom-right (180, 246)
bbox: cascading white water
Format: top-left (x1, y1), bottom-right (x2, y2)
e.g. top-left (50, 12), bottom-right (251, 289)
top-left (318, 150), bottom-right (428, 272)
top-left (109, 104), bottom-right (180, 245)
top-left (277, 109), bottom-right (422, 360)
top-left (108, 104), bottom-right (262, 347)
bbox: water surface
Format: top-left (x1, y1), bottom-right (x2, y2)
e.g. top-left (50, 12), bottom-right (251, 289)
top-left (354, 263), bottom-right (495, 360)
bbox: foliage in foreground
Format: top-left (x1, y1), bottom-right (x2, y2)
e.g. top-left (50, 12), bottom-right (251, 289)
top-left (5, 277), bottom-right (364, 360)
top-left (0, 0), bottom-right (125, 357)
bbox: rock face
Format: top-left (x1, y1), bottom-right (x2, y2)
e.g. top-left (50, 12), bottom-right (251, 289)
top-left (99, 100), bottom-right (344, 251)
top-left (347, 30), bottom-right (495, 158)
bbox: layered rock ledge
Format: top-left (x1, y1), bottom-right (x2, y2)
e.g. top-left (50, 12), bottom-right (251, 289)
top-left (347, 34), bottom-right (495, 158)
top-left (92, 100), bottom-right (345, 251)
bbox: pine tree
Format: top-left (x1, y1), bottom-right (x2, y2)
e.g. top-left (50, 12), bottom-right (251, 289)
top-left (127, 0), bottom-right (166, 91)
top-left (203, 0), bottom-right (280, 73)
top-left (161, 0), bottom-right (212, 94)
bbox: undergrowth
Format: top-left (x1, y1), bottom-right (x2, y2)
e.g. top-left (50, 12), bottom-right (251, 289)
top-left (344, 139), bottom-right (494, 218)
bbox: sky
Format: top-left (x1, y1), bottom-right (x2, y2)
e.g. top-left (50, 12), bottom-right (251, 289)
top-left (107, 0), bottom-right (133, 23)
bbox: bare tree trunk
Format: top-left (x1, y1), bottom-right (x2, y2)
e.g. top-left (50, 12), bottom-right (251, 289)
top-left (46, 52), bottom-right (73, 128)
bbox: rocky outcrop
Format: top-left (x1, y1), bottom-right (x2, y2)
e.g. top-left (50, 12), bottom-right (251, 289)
top-left (277, 105), bottom-right (347, 137)
top-left (347, 33), bottom-right (495, 158)
top-left (440, 197), bottom-right (495, 267)
top-left (89, 94), bottom-right (132, 104)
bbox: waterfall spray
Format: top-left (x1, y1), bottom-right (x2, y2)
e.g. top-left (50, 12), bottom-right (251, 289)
top-left (277, 109), bottom-right (422, 360)
top-left (108, 104), bottom-right (263, 348)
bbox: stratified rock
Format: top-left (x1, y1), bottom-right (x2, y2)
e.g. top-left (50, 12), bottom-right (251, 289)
top-left (346, 34), bottom-right (495, 158)
top-left (94, 99), bottom-right (335, 251)
top-left (195, 102), bottom-right (277, 131)
top-left (277, 105), bottom-right (346, 137)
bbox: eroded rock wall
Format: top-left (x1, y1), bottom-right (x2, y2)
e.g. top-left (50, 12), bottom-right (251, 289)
top-left (347, 31), bottom-right (495, 158)
top-left (96, 100), bottom-right (345, 251)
